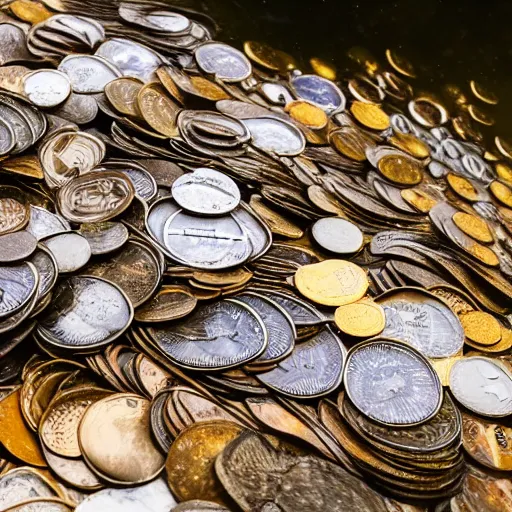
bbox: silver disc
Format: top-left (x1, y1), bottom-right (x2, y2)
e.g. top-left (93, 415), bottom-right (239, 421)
top-left (311, 217), bottom-right (364, 254)
top-left (195, 41), bottom-right (252, 82)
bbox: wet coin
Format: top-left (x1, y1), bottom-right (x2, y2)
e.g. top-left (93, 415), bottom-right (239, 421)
top-left (311, 217), bottom-right (364, 254)
top-left (22, 70), bottom-right (71, 108)
top-left (334, 299), bottom-right (385, 337)
top-left (344, 339), bottom-right (443, 426)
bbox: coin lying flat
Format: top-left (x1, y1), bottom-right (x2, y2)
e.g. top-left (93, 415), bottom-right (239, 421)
top-left (134, 285), bottom-right (197, 323)
top-left (334, 299), bottom-right (385, 337)
top-left (23, 70), bottom-right (71, 108)
top-left (344, 339), bottom-right (443, 426)
top-left (311, 217), bottom-right (364, 254)
top-left (0, 231), bottom-right (37, 263)
top-left (41, 232), bottom-right (91, 274)
top-left (459, 311), bottom-right (501, 346)
top-left (195, 41), bottom-right (252, 82)
top-left (78, 222), bottom-right (129, 255)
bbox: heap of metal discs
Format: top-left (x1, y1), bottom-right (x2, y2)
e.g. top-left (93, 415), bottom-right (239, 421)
top-left (0, 0), bottom-right (511, 511)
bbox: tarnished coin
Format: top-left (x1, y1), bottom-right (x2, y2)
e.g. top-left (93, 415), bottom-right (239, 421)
top-left (78, 222), bottom-right (129, 255)
top-left (295, 259), bottom-right (368, 306)
top-left (166, 421), bottom-right (243, 504)
top-left (104, 77), bottom-right (143, 117)
top-left (37, 276), bottom-right (133, 350)
top-left (0, 262), bottom-right (38, 319)
top-left (344, 339), bottom-right (443, 426)
top-left (146, 299), bottom-right (267, 370)
top-left (134, 285), bottom-right (197, 323)
top-left (459, 311), bottom-right (501, 346)
top-left (23, 70), bottom-right (71, 108)
top-left (291, 74), bottom-right (345, 112)
top-left (0, 231), bottom-right (37, 263)
top-left (311, 217), bottom-right (364, 254)
top-left (334, 299), bottom-right (385, 337)
top-left (257, 326), bottom-right (346, 398)
top-left (0, 197), bottom-right (29, 235)
top-left (41, 232), bottom-right (91, 273)
top-left (195, 41), bottom-right (252, 82)
top-left (449, 357), bottom-right (512, 417)
top-left (78, 394), bottom-right (165, 484)
top-left (171, 168), bottom-right (240, 215)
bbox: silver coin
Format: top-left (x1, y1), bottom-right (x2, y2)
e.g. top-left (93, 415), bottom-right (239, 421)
top-left (0, 231), bottom-right (37, 263)
top-left (195, 41), bottom-right (252, 82)
top-left (147, 299), bottom-right (267, 370)
top-left (0, 262), bottom-right (38, 319)
top-left (118, 4), bottom-right (191, 33)
top-left (291, 74), bottom-right (346, 112)
top-left (52, 93), bottom-right (99, 125)
top-left (41, 232), bottom-right (91, 273)
top-left (78, 222), bottom-right (129, 255)
top-left (230, 203), bottom-right (272, 260)
top-left (43, 14), bottom-right (105, 48)
top-left (58, 55), bottom-right (122, 94)
top-left (37, 275), bottom-right (133, 350)
top-left (376, 288), bottom-right (464, 358)
top-left (118, 167), bottom-right (157, 201)
top-left (236, 292), bottom-right (296, 365)
top-left (163, 210), bottom-right (252, 270)
top-left (344, 339), bottom-right (443, 426)
top-left (257, 326), bottom-right (346, 398)
top-left (171, 168), bottom-right (240, 215)
top-left (145, 197), bottom-right (180, 258)
top-left (311, 217), bottom-right (364, 254)
top-left (0, 117), bottom-right (15, 156)
top-left (28, 246), bottom-right (58, 300)
top-left (242, 117), bottom-right (306, 156)
top-left (23, 69), bottom-right (71, 108)
top-left (26, 206), bottom-right (71, 241)
top-left (0, 23), bottom-right (33, 66)
top-left (449, 357), bottom-right (512, 417)
top-left (260, 82), bottom-right (294, 105)
top-left (0, 100), bottom-right (33, 154)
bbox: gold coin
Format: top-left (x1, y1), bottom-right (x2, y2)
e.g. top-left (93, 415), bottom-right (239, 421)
top-left (495, 136), bottom-right (512, 160)
top-left (1, 155), bottom-right (44, 179)
top-left (388, 132), bottom-right (430, 159)
top-left (334, 299), bottom-right (385, 337)
top-left (469, 80), bottom-right (498, 105)
top-left (295, 259), bottom-right (368, 306)
top-left (385, 49), bottom-right (416, 78)
top-left (189, 76), bottom-right (230, 101)
top-left (377, 154), bottom-right (423, 185)
top-left (156, 67), bottom-right (185, 104)
top-left (329, 127), bottom-right (372, 162)
top-left (243, 41), bottom-right (296, 72)
top-left (443, 83), bottom-right (468, 107)
top-left (104, 77), bottom-right (143, 118)
top-left (0, 197), bottom-right (29, 235)
top-left (285, 100), bottom-right (328, 129)
top-left (9, 0), bottom-right (52, 24)
top-left (400, 188), bottom-right (437, 213)
top-left (350, 101), bottom-right (390, 130)
top-left (348, 77), bottom-right (384, 104)
top-left (310, 57), bottom-right (336, 81)
top-left (409, 97), bottom-right (448, 127)
top-left (430, 356), bottom-right (463, 386)
top-left (467, 242), bottom-right (500, 267)
top-left (468, 104), bottom-right (494, 126)
top-left (137, 82), bottom-right (180, 138)
top-left (496, 163), bottom-right (512, 186)
top-left (452, 211), bottom-right (493, 244)
top-left (78, 394), bottom-right (165, 484)
top-left (484, 151), bottom-right (499, 162)
top-left (166, 421), bottom-right (244, 504)
top-left (460, 311), bottom-right (502, 346)
top-left (465, 326), bottom-right (512, 354)
top-left (452, 115), bottom-right (483, 143)
top-left (490, 180), bottom-right (512, 208)
top-left (0, 65), bottom-right (29, 94)
top-left (446, 173), bottom-right (479, 202)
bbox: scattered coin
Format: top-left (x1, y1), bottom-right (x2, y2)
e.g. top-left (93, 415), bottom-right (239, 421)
top-left (334, 299), bottom-right (385, 337)
top-left (311, 217), bottom-right (364, 254)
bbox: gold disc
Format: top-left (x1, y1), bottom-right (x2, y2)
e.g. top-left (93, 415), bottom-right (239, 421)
top-left (285, 100), bottom-right (328, 129)
top-left (295, 259), bottom-right (368, 306)
top-left (189, 76), bottom-right (230, 101)
top-left (496, 163), bottom-right (512, 186)
top-left (243, 41), bottom-right (296, 72)
top-left (377, 154), bottom-right (423, 185)
top-left (400, 189), bottom-right (437, 213)
top-left (466, 242), bottom-right (500, 267)
top-left (495, 136), bottom-right (512, 160)
top-left (460, 311), bottom-right (502, 346)
top-left (446, 173), bottom-right (479, 202)
top-left (490, 180), bottom-right (512, 208)
top-left (388, 132), bottom-right (430, 159)
top-left (329, 127), bottom-right (372, 162)
top-left (334, 299), bottom-right (385, 337)
top-left (350, 101), bottom-right (390, 130)
top-left (468, 104), bottom-right (494, 126)
top-left (452, 211), bottom-right (493, 244)
top-left (310, 57), bottom-right (337, 81)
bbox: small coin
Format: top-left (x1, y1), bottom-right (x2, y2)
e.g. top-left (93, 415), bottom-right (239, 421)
top-left (334, 299), bottom-right (385, 337)
top-left (490, 180), bottom-right (512, 208)
top-left (377, 154), bottom-right (423, 185)
top-left (244, 41), bottom-right (296, 72)
top-left (171, 501), bottom-right (229, 512)
top-left (459, 311), bottom-right (501, 346)
top-left (285, 100), bottom-right (328, 129)
top-left (350, 101), bottom-right (390, 130)
top-left (23, 70), bottom-right (71, 108)
top-left (452, 211), bottom-right (493, 243)
top-left (446, 173), bottom-right (479, 202)
top-left (311, 217), bottom-right (364, 254)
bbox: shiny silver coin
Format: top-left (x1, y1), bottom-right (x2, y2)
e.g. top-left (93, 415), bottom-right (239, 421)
top-left (195, 41), bottom-right (252, 82)
top-left (291, 74), bottom-right (346, 112)
top-left (257, 326), bottom-right (346, 398)
top-left (28, 246), bottom-right (58, 300)
top-left (147, 299), bottom-right (267, 370)
top-left (311, 217), bottom-right (364, 254)
top-left (58, 54), bottom-right (122, 94)
top-left (37, 275), bottom-right (133, 350)
top-left (344, 339), bottom-right (443, 426)
top-left (22, 69), bottom-right (71, 108)
top-left (376, 287), bottom-right (465, 358)
top-left (0, 23), bottom-right (33, 66)
top-left (78, 222), bottom-right (129, 255)
top-left (26, 206), bottom-right (71, 241)
top-left (236, 292), bottom-right (296, 365)
top-left (171, 168), bottom-right (240, 215)
top-left (118, 167), bottom-right (157, 201)
top-left (0, 231), bottom-right (37, 263)
top-left (118, 3), bottom-right (191, 33)
top-left (449, 357), bottom-right (512, 417)
top-left (230, 204), bottom-right (272, 261)
top-left (260, 82), bottom-right (294, 105)
top-left (0, 262), bottom-right (38, 319)
top-left (41, 232), bottom-right (91, 273)
top-left (0, 100), bottom-right (33, 154)
top-left (0, 117), bottom-right (15, 156)
top-left (242, 117), bottom-right (306, 156)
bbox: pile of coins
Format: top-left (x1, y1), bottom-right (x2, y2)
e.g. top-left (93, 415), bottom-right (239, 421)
top-left (0, 0), bottom-right (510, 510)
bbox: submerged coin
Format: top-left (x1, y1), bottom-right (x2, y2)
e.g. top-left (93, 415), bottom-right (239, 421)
top-left (311, 217), bottom-right (364, 254)
top-left (344, 339), bottom-right (443, 426)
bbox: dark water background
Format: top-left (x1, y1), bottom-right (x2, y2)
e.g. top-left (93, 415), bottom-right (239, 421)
top-left (200, 0), bottom-right (512, 139)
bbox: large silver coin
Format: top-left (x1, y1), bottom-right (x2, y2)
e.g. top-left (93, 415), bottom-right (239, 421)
top-left (163, 210), bottom-right (252, 269)
top-left (41, 232), bottom-right (91, 273)
top-left (171, 168), bottom-right (240, 215)
top-left (195, 41), bottom-right (252, 82)
top-left (344, 339), bottom-right (443, 426)
top-left (0, 231), bottom-right (37, 262)
top-left (449, 356), bottom-right (512, 417)
top-left (230, 203), bottom-right (272, 260)
top-left (311, 217), bottom-right (364, 254)
top-left (22, 69), bottom-right (71, 108)
top-left (257, 326), bottom-right (346, 398)
top-left (236, 292), bottom-right (296, 365)
top-left (26, 206), bottom-right (71, 241)
top-left (28, 246), bottom-right (58, 300)
top-left (376, 287), bottom-right (464, 358)
top-left (37, 276), bottom-right (133, 350)
top-left (0, 262), bottom-right (38, 319)
top-left (291, 74), bottom-right (346, 112)
top-left (147, 299), bottom-right (267, 370)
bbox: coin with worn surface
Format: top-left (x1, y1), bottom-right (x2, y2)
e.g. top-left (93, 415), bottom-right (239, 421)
top-left (0, 197), bottom-right (29, 235)
top-left (78, 222), bottom-right (129, 255)
top-left (462, 412), bottom-right (512, 471)
top-left (350, 101), bottom-right (390, 130)
top-left (449, 357), bottom-right (512, 417)
top-left (459, 311), bottom-right (501, 346)
top-left (104, 77), bottom-right (143, 117)
top-left (37, 276), bottom-right (133, 350)
top-left (311, 217), bottom-right (364, 254)
top-left (291, 74), bottom-right (345, 112)
top-left (26, 207), bottom-right (70, 242)
top-left (79, 394), bottom-right (165, 484)
top-left (166, 421), bottom-right (243, 504)
top-left (134, 285), bottom-right (197, 323)
top-left (452, 211), bottom-right (493, 243)
top-left (0, 231), bottom-right (37, 263)
top-left (334, 299), bottom-right (385, 337)
top-left (344, 339), bottom-right (443, 426)
top-left (172, 168), bottom-right (240, 215)
top-left (295, 259), bottom-right (368, 306)
top-left (41, 232), bottom-right (91, 273)
top-left (23, 70), bottom-right (71, 108)
top-left (147, 299), bottom-right (267, 370)
top-left (0, 262), bottom-right (38, 319)
top-left (137, 82), bottom-right (180, 138)
top-left (195, 42), bottom-right (252, 82)
top-left (376, 288), bottom-right (465, 358)
top-left (171, 502), bottom-right (229, 512)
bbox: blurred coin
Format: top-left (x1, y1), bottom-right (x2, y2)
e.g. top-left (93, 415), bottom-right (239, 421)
top-left (350, 101), bottom-right (390, 130)
top-left (385, 49), bottom-right (416, 78)
top-left (469, 80), bottom-right (498, 105)
top-left (291, 74), bottom-right (345, 112)
top-left (195, 41), bottom-right (252, 82)
top-left (171, 502), bottom-right (229, 512)
top-left (244, 40), bottom-right (296, 73)
top-left (310, 57), bottom-right (336, 80)
top-left (490, 180), bottom-right (512, 207)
